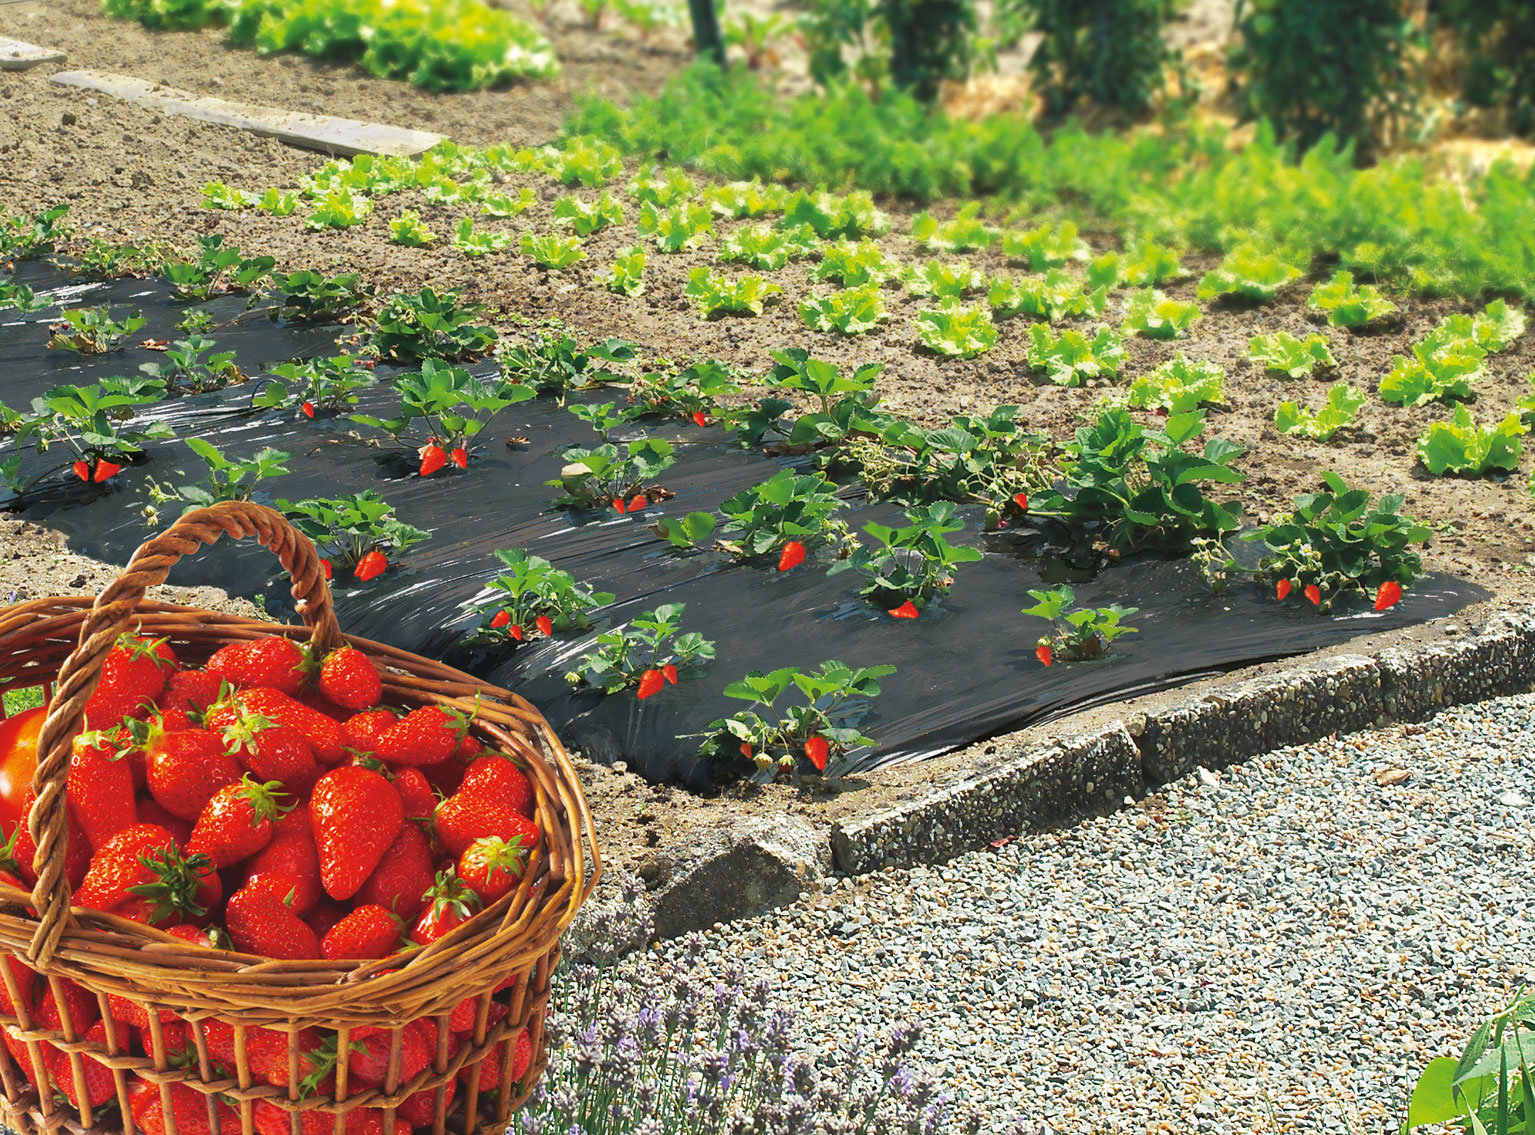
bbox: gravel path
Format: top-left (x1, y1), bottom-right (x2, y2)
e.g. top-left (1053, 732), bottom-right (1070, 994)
top-left (613, 694), bottom-right (1535, 1133)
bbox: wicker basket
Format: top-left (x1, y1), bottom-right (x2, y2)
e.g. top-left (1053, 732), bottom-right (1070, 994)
top-left (0, 502), bottom-right (600, 1135)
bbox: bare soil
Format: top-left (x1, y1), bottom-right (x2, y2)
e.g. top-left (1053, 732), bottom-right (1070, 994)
top-left (1, 0), bottom-right (1531, 880)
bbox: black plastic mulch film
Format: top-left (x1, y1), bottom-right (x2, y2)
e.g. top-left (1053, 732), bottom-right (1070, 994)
top-left (0, 265), bottom-right (1483, 788)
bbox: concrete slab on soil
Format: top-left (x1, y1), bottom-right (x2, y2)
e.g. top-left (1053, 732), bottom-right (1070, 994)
top-left (48, 70), bottom-right (443, 157)
top-left (0, 37), bottom-right (65, 71)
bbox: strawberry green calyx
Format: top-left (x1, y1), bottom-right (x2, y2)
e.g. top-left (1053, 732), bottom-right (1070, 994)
top-left (424, 868), bottom-right (481, 922)
top-left (128, 845), bottom-right (217, 924)
top-left (471, 835), bottom-right (528, 880)
top-left (234, 775), bottom-right (294, 826)
top-left (117, 633), bottom-right (176, 670)
top-left (216, 712), bottom-right (280, 758)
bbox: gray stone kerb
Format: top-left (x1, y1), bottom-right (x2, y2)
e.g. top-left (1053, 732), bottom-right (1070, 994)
top-left (830, 607), bottom-right (1535, 875)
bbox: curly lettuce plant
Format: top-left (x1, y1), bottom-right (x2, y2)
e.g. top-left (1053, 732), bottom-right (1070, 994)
top-left (1249, 330), bottom-right (1336, 378)
top-left (916, 304), bottom-right (996, 359)
top-left (1417, 406), bottom-right (1526, 476)
top-left (1025, 323), bottom-right (1125, 385)
top-left (1196, 245), bottom-right (1304, 302)
top-left (1126, 356), bottom-right (1225, 414)
top-left (1274, 383), bottom-right (1367, 441)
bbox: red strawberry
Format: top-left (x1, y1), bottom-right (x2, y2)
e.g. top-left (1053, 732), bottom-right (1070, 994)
top-left (457, 1022), bottom-right (519, 1092)
top-left (75, 824), bottom-right (217, 924)
top-left (206, 637), bottom-right (306, 696)
top-left (357, 822), bottom-right (435, 920)
top-left (400, 1075), bottom-right (458, 1127)
top-left (252, 1102), bottom-right (383, 1135)
top-left (1036, 643), bottom-right (1053, 667)
top-left (393, 767), bottom-right (436, 819)
top-left (419, 444), bottom-right (448, 477)
top-left (354, 551), bottom-right (388, 581)
top-left (449, 994), bottom-right (506, 1036)
top-left (458, 836), bottom-right (530, 905)
top-left (509, 1027), bottom-right (533, 1080)
top-left (691, 410), bottom-right (708, 428)
top-left (188, 776), bottom-right (290, 869)
top-left (100, 634), bottom-right (178, 702)
top-left (159, 669), bottom-right (224, 715)
top-left (535, 616), bottom-right (553, 637)
top-left (47, 1020), bottom-right (115, 1109)
top-left (435, 793), bottom-right (541, 858)
top-left (739, 742), bottom-right (752, 760)
top-left (1276, 579), bottom-right (1292, 601)
top-left (225, 883), bottom-right (321, 959)
top-left (777, 541), bottom-right (806, 571)
top-left (1374, 580), bottom-right (1403, 611)
top-left (0, 955), bottom-right (36, 1018)
top-left (72, 460), bottom-right (89, 482)
top-left (1305, 584), bottom-right (1322, 606)
top-left (458, 755), bottom-right (534, 819)
top-left (348, 1018), bottom-right (434, 1087)
top-left (9, 789), bottom-right (91, 888)
top-left (1012, 492), bottom-right (1028, 511)
top-left (375, 705), bottom-right (474, 767)
top-left (628, 493), bottom-right (649, 511)
top-left (135, 796), bottom-right (193, 847)
top-left (888, 600), bottom-right (919, 619)
top-left (317, 647), bottom-right (382, 711)
top-left (449, 447), bottom-right (468, 469)
top-left (68, 727), bottom-right (138, 851)
top-left (411, 871), bottom-right (482, 944)
top-left (131, 1079), bottom-right (239, 1135)
top-left (105, 993), bottom-right (175, 1032)
top-left (508, 624), bottom-right (524, 642)
top-left (304, 897), bottom-right (349, 941)
top-left (804, 735), bottom-right (829, 771)
top-left (35, 978), bottom-right (98, 1034)
top-left (94, 461), bottom-right (121, 483)
top-left (611, 498), bottom-right (626, 514)
top-left (321, 904), bottom-right (401, 960)
top-left (661, 663), bottom-right (678, 686)
top-left (302, 401), bottom-right (316, 419)
top-left (244, 809), bottom-right (322, 914)
top-left (140, 724), bottom-right (242, 820)
top-left (310, 767), bottom-right (403, 901)
top-left (490, 611), bottom-right (511, 629)
top-left (320, 557), bottom-right (332, 580)
top-left (636, 669), bottom-right (664, 700)
top-left (215, 687), bottom-right (346, 764)
top-left (217, 716), bottom-right (320, 796)
top-left (203, 1021), bottom-right (325, 1090)
top-left (342, 708), bottom-right (398, 754)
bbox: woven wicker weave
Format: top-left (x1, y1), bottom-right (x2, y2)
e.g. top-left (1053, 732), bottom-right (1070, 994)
top-left (0, 502), bottom-right (600, 1135)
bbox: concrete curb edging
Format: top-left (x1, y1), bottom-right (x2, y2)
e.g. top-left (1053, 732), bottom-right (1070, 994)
top-left (828, 609), bottom-right (1535, 875)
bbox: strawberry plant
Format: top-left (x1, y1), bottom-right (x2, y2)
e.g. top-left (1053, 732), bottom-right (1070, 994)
top-left (276, 492), bottom-right (428, 578)
top-left (813, 240), bottom-right (899, 288)
top-left (911, 202), bottom-right (996, 253)
top-left (1003, 221), bottom-right (1089, 271)
top-left (139, 335), bottom-right (245, 394)
top-left (175, 308), bottom-right (216, 334)
top-left (498, 323), bottom-right (635, 401)
top-left (462, 548), bottom-right (614, 646)
top-left (799, 285), bottom-right (890, 335)
top-left (702, 178), bottom-right (789, 218)
top-left (1228, 472), bottom-right (1430, 609)
top-left (684, 268), bottom-right (782, 318)
top-left (0, 204), bottom-right (70, 261)
top-left (1025, 323), bottom-right (1125, 385)
top-left (1196, 245), bottom-right (1304, 302)
top-left (779, 190), bottom-right (888, 239)
top-left (47, 306), bottom-right (146, 354)
top-left (1120, 289), bottom-right (1202, 340)
top-left (0, 280), bottom-right (49, 314)
top-left (1306, 270), bottom-right (1398, 328)
top-left (903, 260), bottom-right (985, 300)
top-left (1248, 331), bottom-right (1337, 378)
top-left (827, 501), bottom-right (983, 612)
top-left (1029, 406), bottom-right (1245, 552)
top-left (481, 188), bottom-right (537, 218)
top-left (1021, 586), bottom-right (1137, 665)
top-left (1417, 406), bottom-right (1526, 476)
top-left (627, 359), bottom-right (740, 421)
top-left (637, 202), bottom-right (713, 252)
top-left (1126, 355), bottom-right (1225, 414)
top-left (564, 603), bottom-right (715, 697)
top-left (1404, 987), bottom-right (1535, 1135)
top-left (916, 304), bottom-right (997, 359)
top-left (160, 235), bottom-right (274, 300)
top-left (142, 439), bottom-right (291, 522)
top-left (354, 359), bottom-right (533, 473)
top-left (253, 355), bottom-right (377, 417)
top-left (388, 211), bottom-right (438, 247)
top-left (628, 165), bottom-right (696, 207)
top-left (548, 437), bottom-right (676, 511)
top-left (567, 401), bottom-right (643, 442)
top-left (740, 350), bottom-right (888, 449)
top-left (845, 405), bottom-right (1046, 516)
top-left (268, 270), bottom-right (373, 323)
top-left (453, 219), bottom-right (516, 258)
top-left (1380, 324), bottom-right (1488, 407)
top-left (68, 238), bottom-right (166, 282)
top-left (716, 468), bottom-right (849, 559)
top-left (547, 136), bottom-right (625, 188)
top-left (695, 661), bottom-right (896, 778)
top-left (370, 288), bottom-right (497, 362)
top-left (717, 223), bottom-right (814, 271)
top-left (988, 270), bottom-right (1107, 323)
top-left (1275, 383), bottom-right (1367, 442)
top-left (600, 245), bottom-right (647, 296)
top-left (4, 379), bottom-right (173, 494)
top-left (650, 510), bottom-right (718, 550)
top-left (552, 192), bottom-right (625, 236)
top-left (305, 187), bottom-right (373, 231)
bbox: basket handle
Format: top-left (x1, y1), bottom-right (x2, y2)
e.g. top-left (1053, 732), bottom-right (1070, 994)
top-left (26, 501), bottom-right (343, 967)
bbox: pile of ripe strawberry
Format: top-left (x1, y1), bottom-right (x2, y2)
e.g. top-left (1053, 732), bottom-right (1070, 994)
top-left (0, 632), bottom-right (542, 1131)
